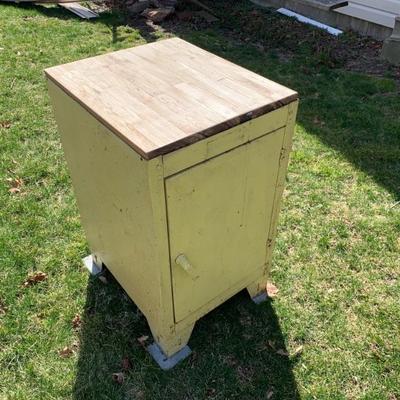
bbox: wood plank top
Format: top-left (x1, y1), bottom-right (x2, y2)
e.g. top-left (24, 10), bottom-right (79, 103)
top-left (45, 38), bottom-right (298, 159)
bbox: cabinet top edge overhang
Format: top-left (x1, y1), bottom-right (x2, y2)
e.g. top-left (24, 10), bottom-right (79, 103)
top-left (45, 38), bottom-right (298, 160)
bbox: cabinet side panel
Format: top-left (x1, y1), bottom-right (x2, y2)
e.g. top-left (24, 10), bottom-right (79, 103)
top-left (47, 80), bottom-right (164, 322)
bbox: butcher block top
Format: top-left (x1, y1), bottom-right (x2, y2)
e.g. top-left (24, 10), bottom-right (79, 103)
top-left (45, 38), bottom-right (298, 159)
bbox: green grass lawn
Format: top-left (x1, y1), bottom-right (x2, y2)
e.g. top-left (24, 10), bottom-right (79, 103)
top-left (1, 1), bottom-right (399, 399)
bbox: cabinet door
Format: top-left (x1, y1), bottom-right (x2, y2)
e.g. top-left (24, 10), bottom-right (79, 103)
top-left (166, 128), bottom-right (284, 323)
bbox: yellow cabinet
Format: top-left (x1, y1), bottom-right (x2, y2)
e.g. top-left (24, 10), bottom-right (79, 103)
top-left (45, 38), bottom-right (298, 369)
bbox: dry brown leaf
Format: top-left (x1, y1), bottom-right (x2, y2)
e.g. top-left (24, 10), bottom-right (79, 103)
top-left (8, 178), bottom-right (23, 186)
top-left (293, 345), bottom-right (304, 356)
top-left (267, 339), bottom-right (276, 350)
top-left (206, 387), bottom-right (216, 398)
top-left (370, 343), bottom-right (380, 356)
top-left (112, 372), bottom-right (124, 384)
top-left (141, 7), bottom-right (174, 23)
top-left (22, 271), bottom-right (47, 287)
top-left (121, 356), bottom-right (132, 371)
top-left (266, 388), bottom-right (274, 399)
top-left (7, 177), bottom-right (23, 194)
top-left (313, 117), bottom-right (325, 126)
top-left (0, 300), bottom-right (7, 316)
top-left (266, 282), bottom-right (279, 298)
top-left (72, 314), bottom-right (81, 329)
top-left (276, 349), bottom-right (289, 357)
top-left (59, 346), bottom-right (74, 358)
top-left (137, 335), bottom-right (149, 347)
top-left (0, 121), bottom-right (11, 129)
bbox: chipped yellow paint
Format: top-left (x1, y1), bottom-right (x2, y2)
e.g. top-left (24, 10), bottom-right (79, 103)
top-left (48, 79), bottom-right (298, 357)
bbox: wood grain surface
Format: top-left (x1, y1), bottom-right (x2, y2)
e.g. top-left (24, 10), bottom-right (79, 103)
top-left (45, 38), bottom-right (298, 159)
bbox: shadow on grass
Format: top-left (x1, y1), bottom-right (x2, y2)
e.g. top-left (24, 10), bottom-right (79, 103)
top-left (73, 273), bottom-right (300, 399)
top-left (125, 4), bottom-right (400, 201)
top-left (166, 30), bottom-right (400, 201)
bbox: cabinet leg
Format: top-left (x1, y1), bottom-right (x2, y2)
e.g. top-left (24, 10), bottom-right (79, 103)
top-left (247, 278), bottom-right (268, 304)
top-left (147, 322), bottom-right (194, 370)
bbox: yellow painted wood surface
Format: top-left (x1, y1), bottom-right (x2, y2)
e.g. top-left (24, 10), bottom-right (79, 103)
top-left (166, 129), bottom-right (284, 322)
top-left (47, 55), bottom-right (298, 357)
top-left (47, 81), bottom-right (174, 333)
top-left (162, 107), bottom-right (288, 177)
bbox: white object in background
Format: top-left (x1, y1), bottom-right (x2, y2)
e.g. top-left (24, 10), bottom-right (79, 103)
top-left (59, 3), bottom-right (99, 19)
top-left (277, 7), bottom-right (344, 36)
top-left (335, 1), bottom-right (400, 29)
